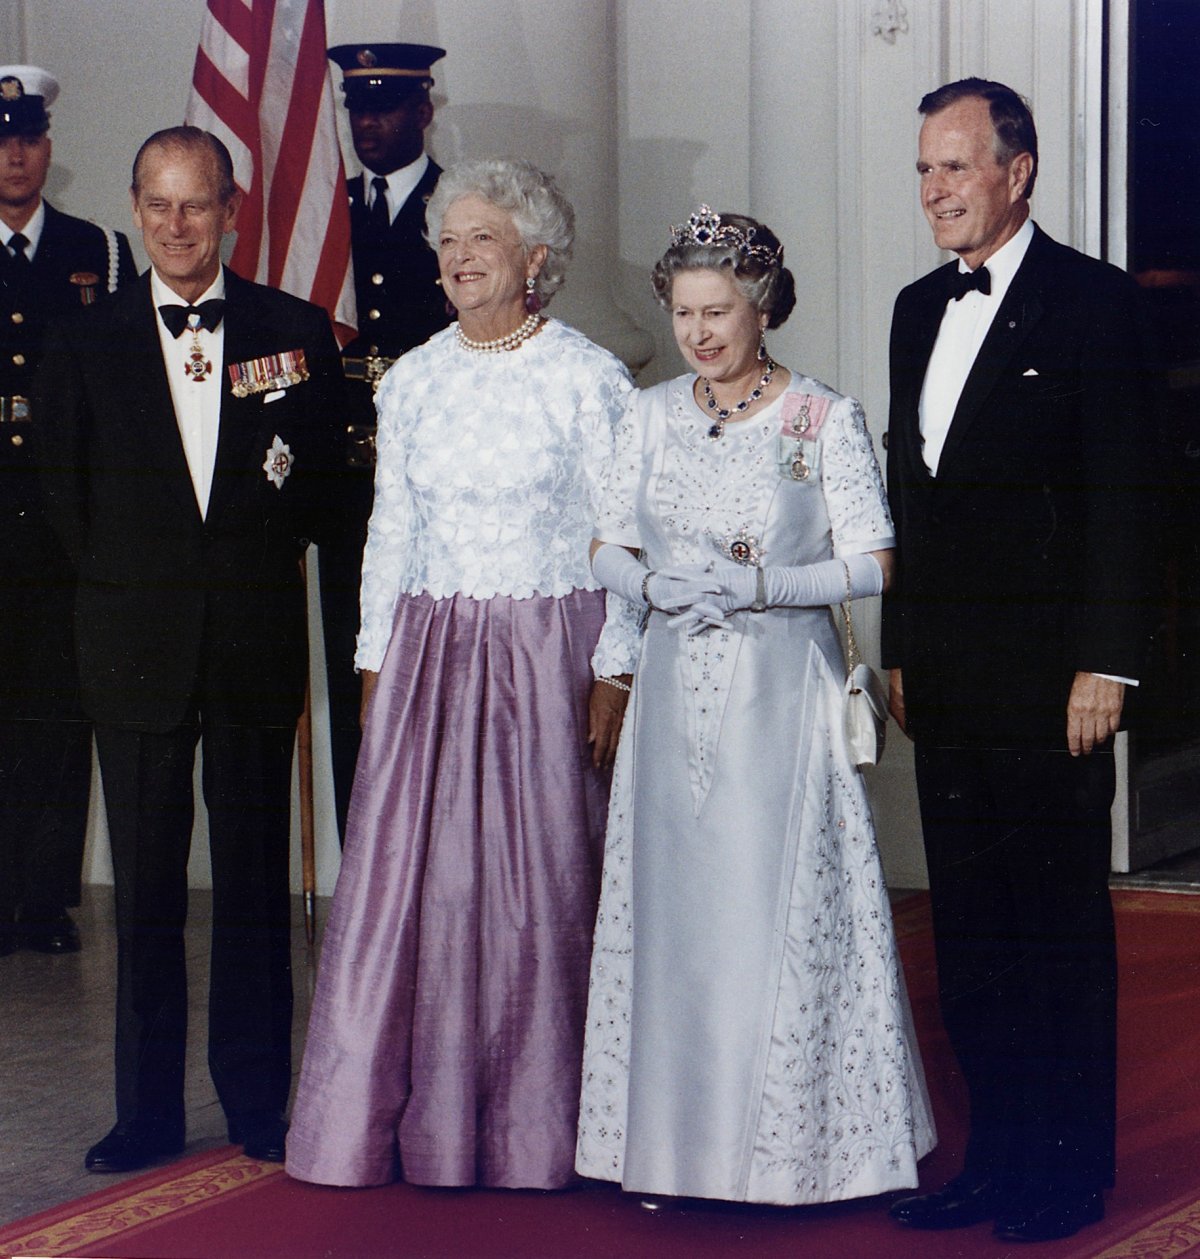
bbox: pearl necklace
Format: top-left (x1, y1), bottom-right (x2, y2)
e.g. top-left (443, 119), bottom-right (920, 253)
top-left (701, 356), bottom-right (777, 439)
top-left (455, 312), bottom-right (543, 354)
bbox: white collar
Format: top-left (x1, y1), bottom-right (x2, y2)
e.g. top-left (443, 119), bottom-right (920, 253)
top-left (0, 199), bottom-right (46, 255)
top-left (365, 153), bottom-right (430, 219)
top-left (960, 217), bottom-right (1035, 287)
top-left (151, 266), bottom-right (227, 309)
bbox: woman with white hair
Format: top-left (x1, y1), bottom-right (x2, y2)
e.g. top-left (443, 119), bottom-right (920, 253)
top-left (286, 158), bottom-right (638, 1190)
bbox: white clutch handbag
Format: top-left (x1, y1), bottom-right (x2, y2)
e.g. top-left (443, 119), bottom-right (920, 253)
top-left (843, 660), bottom-right (889, 768)
top-left (839, 562), bottom-right (888, 768)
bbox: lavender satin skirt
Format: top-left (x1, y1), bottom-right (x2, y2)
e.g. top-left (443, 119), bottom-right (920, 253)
top-left (286, 590), bottom-right (609, 1189)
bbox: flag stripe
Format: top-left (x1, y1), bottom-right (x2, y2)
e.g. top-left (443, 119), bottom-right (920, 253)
top-left (184, 0), bottom-right (355, 337)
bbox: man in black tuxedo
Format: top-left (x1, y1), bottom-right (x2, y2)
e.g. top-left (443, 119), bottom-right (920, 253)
top-left (37, 127), bottom-right (342, 1173)
top-left (883, 80), bottom-right (1156, 1243)
top-left (321, 43), bottom-right (450, 842)
top-left (0, 65), bottom-right (134, 957)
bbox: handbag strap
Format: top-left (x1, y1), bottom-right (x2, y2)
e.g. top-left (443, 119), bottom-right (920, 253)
top-left (838, 560), bottom-right (861, 673)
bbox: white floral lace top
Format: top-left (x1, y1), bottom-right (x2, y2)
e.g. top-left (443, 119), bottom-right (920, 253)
top-left (355, 319), bottom-right (640, 676)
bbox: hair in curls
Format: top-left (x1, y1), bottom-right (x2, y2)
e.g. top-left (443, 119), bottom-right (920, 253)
top-left (425, 157), bottom-right (574, 307)
top-left (651, 213), bottom-right (796, 329)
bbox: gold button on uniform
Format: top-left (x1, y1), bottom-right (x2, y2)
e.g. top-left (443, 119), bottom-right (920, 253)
top-left (12, 353), bottom-right (25, 366)
top-left (371, 273), bottom-right (384, 285)
top-left (368, 309), bottom-right (381, 321)
top-left (11, 433), bottom-right (23, 446)
top-left (11, 312), bottom-right (23, 324)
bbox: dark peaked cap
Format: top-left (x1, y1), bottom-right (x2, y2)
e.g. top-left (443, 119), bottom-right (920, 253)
top-left (327, 43), bottom-right (445, 110)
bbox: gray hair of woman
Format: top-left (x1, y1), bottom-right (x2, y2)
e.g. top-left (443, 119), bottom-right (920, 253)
top-left (651, 208), bottom-right (797, 329)
top-left (425, 157), bottom-right (575, 306)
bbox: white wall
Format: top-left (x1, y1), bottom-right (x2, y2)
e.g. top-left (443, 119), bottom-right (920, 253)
top-left (12, 0), bottom-right (1104, 893)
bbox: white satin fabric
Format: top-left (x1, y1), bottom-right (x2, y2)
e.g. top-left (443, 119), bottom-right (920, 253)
top-left (576, 375), bottom-right (935, 1204)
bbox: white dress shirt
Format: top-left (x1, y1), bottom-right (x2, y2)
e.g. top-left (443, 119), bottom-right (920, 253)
top-left (365, 153), bottom-right (430, 225)
top-left (919, 218), bottom-right (1035, 477)
top-left (153, 268), bottom-right (226, 520)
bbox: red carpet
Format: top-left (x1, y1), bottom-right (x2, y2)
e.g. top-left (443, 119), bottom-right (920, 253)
top-left (4, 890), bottom-right (1200, 1259)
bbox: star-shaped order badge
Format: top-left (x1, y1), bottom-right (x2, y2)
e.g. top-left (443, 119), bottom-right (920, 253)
top-left (263, 435), bottom-right (294, 489)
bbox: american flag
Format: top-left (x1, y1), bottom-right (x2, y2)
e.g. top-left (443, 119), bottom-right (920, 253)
top-left (185, 0), bottom-right (356, 341)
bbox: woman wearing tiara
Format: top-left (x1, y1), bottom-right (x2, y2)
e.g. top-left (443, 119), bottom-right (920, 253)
top-left (576, 207), bottom-right (935, 1205)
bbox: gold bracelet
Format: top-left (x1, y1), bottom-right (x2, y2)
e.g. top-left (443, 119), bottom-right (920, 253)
top-left (597, 676), bottom-right (632, 693)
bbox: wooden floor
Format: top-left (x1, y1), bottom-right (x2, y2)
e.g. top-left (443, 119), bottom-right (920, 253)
top-left (0, 886), bottom-right (322, 1228)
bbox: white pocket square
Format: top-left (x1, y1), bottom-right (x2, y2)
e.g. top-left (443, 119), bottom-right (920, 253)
top-left (1022, 368), bottom-right (1039, 377)
top-left (263, 389), bottom-right (286, 403)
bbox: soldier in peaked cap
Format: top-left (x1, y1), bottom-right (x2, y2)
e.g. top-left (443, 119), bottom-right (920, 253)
top-left (0, 66), bottom-right (135, 957)
top-left (321, 43), bottom-right (450, 844)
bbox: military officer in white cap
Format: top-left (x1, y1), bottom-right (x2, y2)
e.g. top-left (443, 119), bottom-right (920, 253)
top-left (0, 66), bottom-right (135, 956)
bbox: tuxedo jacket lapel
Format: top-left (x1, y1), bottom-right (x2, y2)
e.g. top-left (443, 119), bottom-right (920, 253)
top-left (894, 268), bottom-right (953, 483)
top-left (935, 232), bottom-right (1048, 476)
top-left (122, 274), bottom-right (202, 521)
top-left (209, 272), bottom-right (268, 524)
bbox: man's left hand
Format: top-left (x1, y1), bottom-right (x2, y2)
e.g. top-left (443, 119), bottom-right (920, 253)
top-left (588, 676), bottom-right (631, 767)
top-left (1067, 672), bottom-right (1124, 757)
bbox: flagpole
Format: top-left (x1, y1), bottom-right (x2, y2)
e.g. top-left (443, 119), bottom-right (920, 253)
top-left (299, 552), bottom-right (317, 946)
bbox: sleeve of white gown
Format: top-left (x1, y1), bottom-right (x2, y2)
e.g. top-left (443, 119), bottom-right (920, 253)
top-left (584, 360), bottom-right (643, 678)
top-left (593, 390), bottom-right (644, 551)
top-left (354, 365), bottom-right (415, 673)
top-left (820, 395), bottom-right (895, 556)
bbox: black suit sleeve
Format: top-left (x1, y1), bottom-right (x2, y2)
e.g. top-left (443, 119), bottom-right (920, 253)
top-left (1071, 275), bottom-right (1162, 680)
top-left (34, 311), bottom-right (92, 568)
top-left (295, 306), bottom-right (348, 550)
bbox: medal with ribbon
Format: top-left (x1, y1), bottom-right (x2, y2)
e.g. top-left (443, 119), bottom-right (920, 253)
top-left (230, 348), bottom-right (309, 398)
top-left (777, 392), bottom-right (831, 481)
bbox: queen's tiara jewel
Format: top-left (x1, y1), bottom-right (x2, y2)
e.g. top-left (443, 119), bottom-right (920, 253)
top-left (669, 204), bottom-right (783, 265)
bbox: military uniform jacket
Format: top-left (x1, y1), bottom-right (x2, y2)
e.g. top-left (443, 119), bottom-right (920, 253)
top-left (342, 160), bottom-right (447, 362)
top-left (35, 269), bottom-right (343, 732)
top-left (0, 201), bottom-right (135, 716)
top-left (881, 226), bottom-right (1159, 748)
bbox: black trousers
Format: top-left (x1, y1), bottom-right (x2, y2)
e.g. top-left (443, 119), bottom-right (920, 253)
top-left (94, 717), bottom-right (294, 1140)
top-left (316, 464), bottom-right (373, 845)
top-left (0, 716), bottom-right (91, 919)
top-left (914, 743), bottom-right (1117, 1195)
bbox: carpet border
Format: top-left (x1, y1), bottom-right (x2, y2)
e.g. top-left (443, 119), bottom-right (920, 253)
top-left (0, 1149), bottom-right (283, 1259)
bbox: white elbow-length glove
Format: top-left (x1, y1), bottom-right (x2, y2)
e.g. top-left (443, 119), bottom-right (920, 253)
top-left (708, 552), bottom-right (884, 614)
top-left (591, 542), bottom-right (721, 614)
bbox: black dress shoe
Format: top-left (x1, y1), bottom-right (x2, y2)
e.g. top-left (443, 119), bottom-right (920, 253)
top-left (890, 1173), bottom-right (1004, 1229)
top-left (84, 1123), bottom-right (185, 1173)
top-left (994, 1188), bottom-right (1104, 1242)
top-left (229, 1114), bottom-right (288, 1162)
top-left (19, 908), bottom-right (81, 954)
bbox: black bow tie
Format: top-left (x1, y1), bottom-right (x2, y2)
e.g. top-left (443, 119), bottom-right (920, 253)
top-left (159, 299), bottom-right (226, 337)
top-left (948, 265), bottom-right (991, 301)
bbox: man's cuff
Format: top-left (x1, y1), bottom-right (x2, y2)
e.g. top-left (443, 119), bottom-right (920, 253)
top-left (1093, 672), bottom-right (1138, 687)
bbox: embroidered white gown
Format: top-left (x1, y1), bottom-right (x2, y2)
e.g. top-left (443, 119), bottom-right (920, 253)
top-left (575, 373), bottom-right (936, 1205)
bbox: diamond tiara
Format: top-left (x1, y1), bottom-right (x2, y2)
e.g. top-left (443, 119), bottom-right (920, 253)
top-left (668, 204), bottom-right (783, 265)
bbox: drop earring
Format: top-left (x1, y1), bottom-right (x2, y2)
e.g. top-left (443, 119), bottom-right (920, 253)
top-left (524, 276), bottom-right (543, 315)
